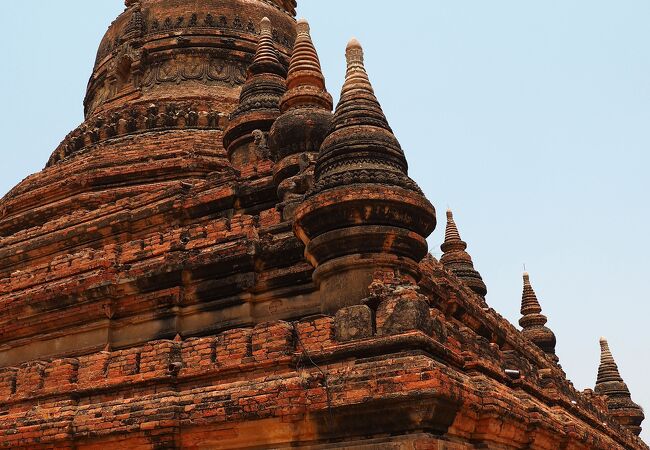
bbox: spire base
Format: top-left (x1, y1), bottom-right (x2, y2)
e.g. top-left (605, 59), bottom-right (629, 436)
top-left (313, 254), bottom-right (421, 315)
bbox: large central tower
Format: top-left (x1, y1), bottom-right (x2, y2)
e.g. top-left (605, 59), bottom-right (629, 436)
top-left (0, 0), bottom-right (301, 366)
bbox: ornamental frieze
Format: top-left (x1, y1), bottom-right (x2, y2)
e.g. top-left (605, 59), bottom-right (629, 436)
top-left (141, 56), bottom-right (248, 89)
top-left (47, 101), bottom-right (227, 167)
top-left (86, 53), bottom-right (251, 114)
top-left (144, 13), bottom-right (293, 49)
top-left (94, 11), bottom-right (293, 66)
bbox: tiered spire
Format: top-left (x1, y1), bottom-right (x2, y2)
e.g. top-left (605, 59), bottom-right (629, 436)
top-left (310, 39), bottom-right (420, 193)
top-left (250, 18), bottom-right (286, 76)
top-left (281, 19), bottom-right (332, 112)
top-left (269, 19), bottom-right (333, 218)
top-left (223, 17), bottom-right (287, 164)
top-left (440, 209), bottom-right (487, 299)
top-left (595, 338), bottom-right (644, 436)
top-left (519, 273), bottom-right (558, 362)
top-left (294, 39), bottom-right (435, 313)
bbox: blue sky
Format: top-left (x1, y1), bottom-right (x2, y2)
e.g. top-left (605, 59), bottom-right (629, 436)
top-left (1, 1), bottom-right (649, 441)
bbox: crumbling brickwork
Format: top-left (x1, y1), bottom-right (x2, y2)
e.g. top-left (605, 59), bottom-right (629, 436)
top-left (0, 0), bottom-right (645, 448)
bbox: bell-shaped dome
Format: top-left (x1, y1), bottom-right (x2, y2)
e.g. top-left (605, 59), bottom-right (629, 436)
top-left (0, 1), bottom-right (300, 368)
top-left (1, 0), bottom-right (297, 239)
top-left (86, 0), bottom-right (296, 119)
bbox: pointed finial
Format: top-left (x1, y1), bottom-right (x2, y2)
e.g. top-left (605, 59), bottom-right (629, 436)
top-left (343, 38), bottom-right (368, 92)
top-left (268, 17), bottom-right (333, 198)
top-left (597, 337), bottom-right (622, 383)
top-left (346, 38), bottom-right (363, 63)
top-left (347, 37), bottom-right (362, 49)
top-left (599, 336), bottom-right (610, 353)
top-left (521, 272), bottom-right (542, 315)
top-left (595, 338), bottom-right (645, 435)
top-left (440, 209), bottom-right (487, 299)
top-left (444, 209), bottom-right (462, 243)
top-left (319, 37), bottom-right (390, 140)
top-left (248, 17), bottom-right (285, 77)
top-left (223, 16), bottom-right (287, 156)
top-left (293, 38), bottom-right (436, 308)
top-left (519, 272), bottom-right (558, 361)
top-left (261, 17), bottom-right (272, 34)
top-left (296, 18), bottom-right (310, 35)
top-left (283, 17), bottom-right (330, 102)
top-left (269, 17), bottom-right (332, 165)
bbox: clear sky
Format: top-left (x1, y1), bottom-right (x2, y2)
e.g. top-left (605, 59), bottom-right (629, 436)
top-left (1, 1), bottom-right (649, 441)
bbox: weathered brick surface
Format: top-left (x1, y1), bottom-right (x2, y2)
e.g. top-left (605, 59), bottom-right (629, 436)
top-left (0, 313), bottom-right (645, 449)
top-left (0, 0), bottom-right (646, 448)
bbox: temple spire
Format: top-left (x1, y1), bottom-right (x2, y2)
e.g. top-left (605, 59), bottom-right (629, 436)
top-left (269, 18), bottom-right (333, 219)
top-left (250, 17), bottom-right (286, 76)
top-left (440, 209), bottom-right (487, 299)
top-left (595, 338), bottom-right (644, 436)
top-left (294, 38), bottom-right (435, 313)
top-left (519, 272), bottom-right (558, 362)
top-left (223, 17), bottom-right (287, 166)
top-left (597, 338), bottom-right (622, 384)
top-left (281, 19), bottom-right (332, 110)
top-left (311, 38), bottom-right (415, 191)
top-left (326, 38), bottom-right (392, 134)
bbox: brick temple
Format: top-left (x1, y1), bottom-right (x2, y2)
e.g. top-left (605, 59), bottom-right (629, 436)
top-left (0, 1), bottom-right (646, 448)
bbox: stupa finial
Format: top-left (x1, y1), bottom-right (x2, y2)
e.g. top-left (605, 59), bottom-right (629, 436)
top-left (310, 35), bottom-right (424, 194)
top-left (269, 18), bottom-right (333, 218)
top-left (281, 18), bottom-right (332, 110)
top-left (296, 18), bottom-right (310, 35)
top-left (595, 338), bottom-right (645, 436)
top-left (293, 39), bottom-right (436, 313)
top-left (599, 337), bottom-right (616, 368)
top-left (520, 272), bottom-right (543, 316)
top-left (346, 38), bottom-right (364, 64)
top-left (518, 272), bottom-right (558, 362)
top-left (223, 17), bottom-right (287, 163)
top-left (337, 38), bottom-right (383, 115)
top-left (440, 209), bottom-right (487, 299)
top-left (249, 17), bottom-right (285, 76)
top-left (444, 209), bottom-right (462, 243)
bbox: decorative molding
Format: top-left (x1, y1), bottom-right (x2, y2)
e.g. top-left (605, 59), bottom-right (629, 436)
top-left (47, 101), bottom-right (227, 167)
top-left (95, 12), bottom-right (293, 66)
top-left (141, 56), bottom-right (248, 89)
top-left (86, 54), bottom-right (250, 115)
top-left (313, 169), bottom-right (423, 195)
top-left (144, 13), bottom-right (293, 48)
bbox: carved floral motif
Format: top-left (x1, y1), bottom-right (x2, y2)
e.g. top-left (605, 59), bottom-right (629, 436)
top-left (141, 57), bottom-right (248, 89)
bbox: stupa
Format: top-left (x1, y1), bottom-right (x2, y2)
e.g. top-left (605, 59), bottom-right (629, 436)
top-left (0, 1), bottom-right (645, 448)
